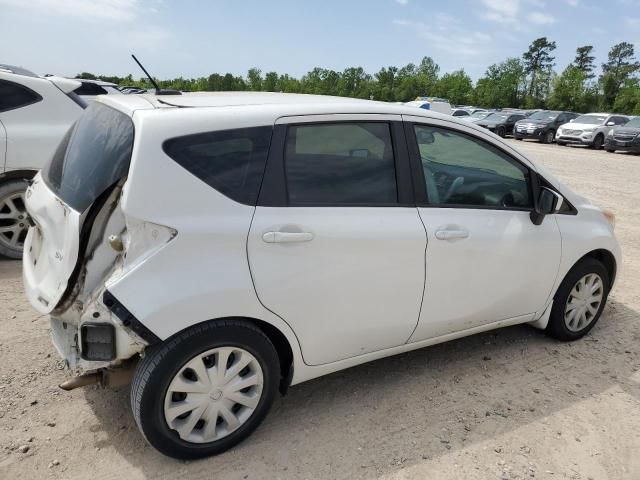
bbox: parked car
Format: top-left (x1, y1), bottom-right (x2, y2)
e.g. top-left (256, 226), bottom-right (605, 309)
top-left (514, 110), bottom-right (579, 144)
top-left (23, 93), bottom-right (620, 460)
top-left (474, 111), bottom-right (525, 137)
top-left (452, 108), bottom-right (471, 118)
top-left (605, 116), bottom-right (640, 153)
top-left (463, 110), bottom-right (492, 122)
top-left (556, 113), bottom-right (629, 149)
top-left (0, 64), bottom-right (86, 258)
top-left (406, 97), bottom-right (452, 115)
top-left (72, 78), bottom-right (122, 103)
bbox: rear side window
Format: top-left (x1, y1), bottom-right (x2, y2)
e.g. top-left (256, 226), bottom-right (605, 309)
top-left (43, 102), bottom-right (134, 212)
top-left (163, 126), bottom-right (272, 205)
top-left (74, 82), bottom-right (108, 96)
top-left (284, 122), bottom-right (397, 205)
top-left (0, 80), bottom-right (42, 112)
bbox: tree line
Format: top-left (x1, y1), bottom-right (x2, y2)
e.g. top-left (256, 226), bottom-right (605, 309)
top-left (78, 38), bottom-right (640, 114)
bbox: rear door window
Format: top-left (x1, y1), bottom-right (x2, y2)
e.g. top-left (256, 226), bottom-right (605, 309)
top-left (43, 102), bottom-right (134, 212)
top-left (284, 122), bottom-right (397, 205)
top-left (0, 80), bottom-right (42, 112)
top-left (163, 126), bottom-right (273, 205)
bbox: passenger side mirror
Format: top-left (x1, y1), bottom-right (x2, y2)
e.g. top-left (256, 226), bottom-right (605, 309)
top-left (606, 121), bottom-right (615, 126)
top-left (569, 119), bottom-right (574, 123)
top-left (530, 187), bottom-right (563, 225)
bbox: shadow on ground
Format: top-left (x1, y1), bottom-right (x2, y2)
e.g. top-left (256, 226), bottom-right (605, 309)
top-left (84, 299), bottom-right (640, 479)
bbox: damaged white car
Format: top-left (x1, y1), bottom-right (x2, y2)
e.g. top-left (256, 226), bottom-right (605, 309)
top-left (23, 92), bottom-right (621, 459)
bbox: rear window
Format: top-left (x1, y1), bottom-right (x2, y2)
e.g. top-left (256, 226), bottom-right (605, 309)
top-left (163, 126), bottom-right (272, 205)
top-left (43, 102), bottom-right (134, 212)
top-left (0, 80), bottom-right (42, 112)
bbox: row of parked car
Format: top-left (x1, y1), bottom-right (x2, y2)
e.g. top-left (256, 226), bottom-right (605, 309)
top-left (445, 104), bottom-right (639, 153)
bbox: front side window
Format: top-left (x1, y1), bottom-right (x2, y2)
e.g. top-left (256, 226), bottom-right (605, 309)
top-left (414, 125), bottom-right (532, 209)
top-left (163, 126), bottom-right (272, 205)
top-left (0, 80), bottom-right (42, 112)
top-left (284, 122), bottom-right (397, 205)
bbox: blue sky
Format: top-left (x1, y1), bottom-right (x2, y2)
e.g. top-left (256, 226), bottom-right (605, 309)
top-left (0, 0), bottom-right (638, 81)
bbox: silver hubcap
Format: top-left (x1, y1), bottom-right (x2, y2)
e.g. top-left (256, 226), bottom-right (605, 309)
top-left (564, 273), bottom-right (604, 332)
top-left (0, 191), bottom-right (28, 251)
top-left (163, 347), bottom-right (264, 444)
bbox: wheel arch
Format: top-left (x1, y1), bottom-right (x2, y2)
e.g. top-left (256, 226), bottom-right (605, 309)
top-left (0, 169), bottom-right (38, 184)
top-left (580, 248), bottom-right (617, 289)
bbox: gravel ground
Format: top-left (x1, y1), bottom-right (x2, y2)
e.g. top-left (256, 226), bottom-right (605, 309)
top-left (1, 140), bottom-right (639, 480)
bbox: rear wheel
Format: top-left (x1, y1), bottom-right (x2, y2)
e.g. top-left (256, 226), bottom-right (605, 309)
top-left (131, 319), bottom-right (280, 460)
top-left (557, 142), bottom-right (566, 146)
top-left (515, 137), bottom-right (523, 141)
top-left (496, 126), bottom-right (506, 138)
top-left (0, 180), bottom-right (29, 259)
top-left (542, 130), bottom-right (555, 144)
top-left (605, 149), bottom-right (615, 153)
top-left (546, 258), bottom-right (609, 341)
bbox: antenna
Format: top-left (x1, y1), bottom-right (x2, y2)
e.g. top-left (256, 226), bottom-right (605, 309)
top-left (130, 54), bottom-right (181, 95)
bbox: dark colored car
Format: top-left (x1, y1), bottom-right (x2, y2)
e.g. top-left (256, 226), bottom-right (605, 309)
top-left (514, 110), bottom-right (579, 144)
top-left (474, 112), bottom-right (525, 138)
top-left (605, 116), bottom-right (640, 153)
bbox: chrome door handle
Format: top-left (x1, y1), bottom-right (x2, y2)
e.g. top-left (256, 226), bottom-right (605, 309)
top-left (262, 231), bottom-right (314, 243)
top-left (435, 229), bottom-right (469, 240)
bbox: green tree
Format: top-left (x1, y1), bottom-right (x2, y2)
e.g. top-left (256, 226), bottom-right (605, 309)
top-left (474, 58), bottom-right (526, 108)
top-left (246, 68), bottom-right (263, 91)
top-left (434, 69), bottom-right (473, 105)
top-left (373, 66), bottom-right (399, 101)
top-left (522, 37), bottom-right (557, 106)
top-left (600, 42), bottom-right (640, 109)
top-left (573, 46), bottom-right (596, 79)
top-left (548, 65), bottom-right (588, 111)
top-left (263, 71), bottom-right (279, 91)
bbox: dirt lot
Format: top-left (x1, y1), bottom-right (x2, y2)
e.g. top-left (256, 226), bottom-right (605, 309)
top-left (1, 141), bottom-right (639, 480)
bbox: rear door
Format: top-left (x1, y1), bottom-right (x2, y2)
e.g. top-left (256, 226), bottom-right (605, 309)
top-left (247, 115), bottom-right (426, 366)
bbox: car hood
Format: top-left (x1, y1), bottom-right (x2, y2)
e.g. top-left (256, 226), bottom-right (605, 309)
top-left (560, 122), bottom-right (602, 130)
top-left (516, 119), bottom-right (551, 126)
top-left (476, 120), bottom-right (502, 126)
top-left (612, 127), bottom-right (640, 135)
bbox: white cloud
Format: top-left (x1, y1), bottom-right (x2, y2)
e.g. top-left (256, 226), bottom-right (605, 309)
top-left (393, 18), bottom-right (493, 57)
top-left (396, 0), bottom-right (409, 4)
top-left (0, 0), bottom-right (141, 21)
top-left (479, 0), bottom-right (520, 24)
top-left (528, 12), bottom-right (557, 24)
top-left (566, 0), bottom-right (579, 6)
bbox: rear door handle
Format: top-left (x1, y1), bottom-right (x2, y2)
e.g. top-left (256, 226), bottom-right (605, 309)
top-left (435, 228), bottom-right (469, 240)
top-left (262, 231), bottom-right (314, 243)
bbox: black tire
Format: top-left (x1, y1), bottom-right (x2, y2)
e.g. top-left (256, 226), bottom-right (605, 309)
top-left (131, 319), bottom-right (280, 460)
top-left (557, 142), bottom-right (566, 146)
top-left (546, 258), bottom-right (610, 341)
top-left (496, 126), bottom-right (506, 138)
top-left (0, 179), bottom-right (30, 259)
top-left (542, 130), bottom-right (555, 144)
top-left (592, 134), bottom-right (604, 150)
top-left (515, 137), bottom-right (523, 141)
top-left (605, 149), bottom-right (615, 153)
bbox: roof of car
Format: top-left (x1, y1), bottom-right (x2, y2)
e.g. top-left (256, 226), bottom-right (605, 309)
top-left (0, 64), bottom-right (39, 77)
top-left (100, 91), bottom-right (464, 120)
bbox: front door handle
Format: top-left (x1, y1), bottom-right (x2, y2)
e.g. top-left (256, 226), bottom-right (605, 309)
top-left (435, 228), bottom-right (469, 240)
top-left (262, 231), bottom-right (314, 243)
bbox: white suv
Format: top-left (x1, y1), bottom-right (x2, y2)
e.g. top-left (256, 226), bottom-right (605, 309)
top-left (556, 113), bottom-right (629, 148)
top-left (0, 64), bottom-right (86, 258)
top-left (23, 92), bottom-right (620, 459)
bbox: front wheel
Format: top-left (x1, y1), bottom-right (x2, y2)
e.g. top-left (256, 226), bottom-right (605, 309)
top-left (605, 149), bottom-right (615, 153)
top-left (592, 134), bottom-right (604, 150)
top-left (546, 258), bottom-right (610, 341)
top-left (542, 130), bottom-right (555, 144)
top-left (496, 126), bottom-right (506, 138)
top-left (0, 179), bottom-right (30, 259)
top-left (131, 320), bottom-right (280, 459)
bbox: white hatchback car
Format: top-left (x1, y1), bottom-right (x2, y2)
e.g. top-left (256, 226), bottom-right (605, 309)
top-left (23, 92), bottom-right (620, 459)
top-left (0, 64), bottom-right (86, 258)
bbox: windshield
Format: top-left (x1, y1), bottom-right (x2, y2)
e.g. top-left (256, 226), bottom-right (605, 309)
top-left (528, 111), bottom-right (560, 121)
top-left (623, 117), bottom-right (640, 127)
top-left (471, 111), bottom-right (490, 119)
top-left (43, 102), bottom-right (134, 212)
top-left (574, 115), bottom-right (606, 125)
top-left (483, 113), bottom-right (508, 121)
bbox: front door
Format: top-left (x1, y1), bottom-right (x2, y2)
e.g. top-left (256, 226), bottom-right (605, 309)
top-left (247, 116), bottom-right (426, 366)
top-left (404, 117), bottom-right (562, 341)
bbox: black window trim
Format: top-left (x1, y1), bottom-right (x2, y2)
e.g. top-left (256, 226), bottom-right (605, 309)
top-left (0, 79), bottom-right (43, 113)
top-left (404, 120), bottom-right (544, 213)
top-left (257, 119), bottom-right (415, 208)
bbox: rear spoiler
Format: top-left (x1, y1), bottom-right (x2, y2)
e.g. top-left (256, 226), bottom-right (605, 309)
top-left (47, 76), bottom-right (82, 94)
